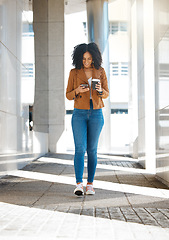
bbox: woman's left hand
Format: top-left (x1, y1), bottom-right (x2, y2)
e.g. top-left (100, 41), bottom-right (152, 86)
top-left (95, 82), bottom-right (102, 92)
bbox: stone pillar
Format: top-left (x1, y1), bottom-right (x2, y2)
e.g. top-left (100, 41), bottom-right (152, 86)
top-left (135, 0), bottom-right (156, 173)
top-left (129, 0), bottom-right (139, 158)
top-left (142, 0), bottom-right (156, 172)
top-left (33, 0), bottom-right (64, 153)
top-left (86, 0), bottom-right (111, 152)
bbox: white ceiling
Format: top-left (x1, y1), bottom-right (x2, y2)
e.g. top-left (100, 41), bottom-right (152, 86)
top-left (64, 0), bottom-right (86, 14)
top-left (64, 0), bottom-right (116, 14)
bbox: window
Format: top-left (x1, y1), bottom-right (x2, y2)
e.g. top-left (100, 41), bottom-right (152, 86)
top-left (121, 62), bottom-right (128, 76)
top-left (83, 22), bottom-right (87, 36)
top-left (109, 22), bottom-right (118, 35)
top-left (111, 109), bottom-right (128, 114)
top-left (120, 22), bottom-right (127, 32)
top-left (22, 23), bottom-right (34, 37)
top-left (109, 21), bottom-right (127, 35)
top-left (110, 62), bottom-right (128, 77)
top-left (110, 62), bottom-right (119, 76)
top-left (159, 63), bottom-right (169, 78)
top-left (22, 63), bottom-right (34, 78)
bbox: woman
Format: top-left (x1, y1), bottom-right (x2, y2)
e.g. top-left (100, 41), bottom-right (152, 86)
top-left (66, 42), bottom-right (109, 196)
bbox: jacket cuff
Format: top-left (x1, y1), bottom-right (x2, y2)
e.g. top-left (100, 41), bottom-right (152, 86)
top-left (97, 91), bottom-right (103, 97)
top-left (73, 90), bottom-right (79, 100)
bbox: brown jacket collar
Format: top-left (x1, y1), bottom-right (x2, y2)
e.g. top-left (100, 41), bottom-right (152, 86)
top-left (76, 68), bottom-right (102, 84)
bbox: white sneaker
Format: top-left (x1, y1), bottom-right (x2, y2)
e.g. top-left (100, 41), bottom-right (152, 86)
top-left (74, 183), bottom-right (84, 196)
top-left (86, 184), bottom-right (95, 195)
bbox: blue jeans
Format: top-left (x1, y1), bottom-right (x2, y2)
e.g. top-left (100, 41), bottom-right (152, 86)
top-left (71, 100), bottom-right (104, 183)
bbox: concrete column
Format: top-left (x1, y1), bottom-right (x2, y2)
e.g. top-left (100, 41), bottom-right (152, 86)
top-left (86, 0), bottom-right (111, 152)
top-left (129, 0), bottom-right (139, 158)
top-left (143, 0), bottom-right (156, 172)
top-left (136, 0), bottom-right (156, 173)
top-left (33, 0), bottom-right (64, 153)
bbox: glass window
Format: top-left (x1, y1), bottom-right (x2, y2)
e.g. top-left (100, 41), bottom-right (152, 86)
top-left (109, 22), bottom-right (118, 34)
top-left (110, 62), bottom-right (128, 77)
top-left (120, 22), bottom-right (127, 32)
top-left (121, 62), bottom-right (128, 76)
top-left (83, 22), bottom-right (87, 36)
top-left (109, 21), bottom-right (127, 35)
top-left (22, 63), bottom-right (34, 78)
top-left (110, 62), bottom-right (119, 76)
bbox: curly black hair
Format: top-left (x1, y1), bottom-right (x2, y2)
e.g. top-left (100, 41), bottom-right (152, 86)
top-left (72, 42), bottom-right (102, 70)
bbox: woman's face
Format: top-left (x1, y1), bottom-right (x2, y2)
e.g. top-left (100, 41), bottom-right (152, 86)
top-left (82, 51), bottom-right (93, 69)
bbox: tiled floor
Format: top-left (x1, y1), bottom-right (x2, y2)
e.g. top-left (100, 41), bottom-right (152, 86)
top-left (0, 153), bottom-right (169, 239)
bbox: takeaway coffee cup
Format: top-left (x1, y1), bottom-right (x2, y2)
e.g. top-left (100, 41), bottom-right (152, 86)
top-left (92, 79), bottom-right (100, 90)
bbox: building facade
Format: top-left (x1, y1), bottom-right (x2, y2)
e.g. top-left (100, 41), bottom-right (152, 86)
top-left (0, 0), bottom-right (169, 187)
top-left (0, 0), bottom-right (36, 172)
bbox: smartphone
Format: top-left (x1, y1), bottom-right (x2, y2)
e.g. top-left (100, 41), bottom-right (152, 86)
top-left (81, 84), bottom-right (89, 88)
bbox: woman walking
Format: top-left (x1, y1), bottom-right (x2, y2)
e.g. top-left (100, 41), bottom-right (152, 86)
top-left (66, 42), bottom-right (109, 196)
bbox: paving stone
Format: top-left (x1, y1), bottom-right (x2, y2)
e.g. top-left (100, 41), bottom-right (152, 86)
top-left (146, 208), bottom-right (169, 228)
top-left (120, 207), bottom-right (142, 224)
top-left (133, 208), bottom-right (159, 226)
top-left (56, 205), bottom-right (70, 213)
top-left (108, 207), bottom-right (126, 221)
top-left (0, 154), bottom-right (169, 240)
top-left (81, 207), bottom-right (95, 217)
top-left (158, 208), bottom-right (169, 219)
top-left (95, 207), bottom-right (110, 219)
top-left (68, 206), bottom-right (82, 215)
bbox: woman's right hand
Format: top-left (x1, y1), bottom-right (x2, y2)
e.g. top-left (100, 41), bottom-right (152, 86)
top-left (75, 85), bottom-right (89, 95)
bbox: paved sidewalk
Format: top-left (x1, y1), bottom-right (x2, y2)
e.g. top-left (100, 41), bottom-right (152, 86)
top-left (0, 153), bottom-right (169, 239)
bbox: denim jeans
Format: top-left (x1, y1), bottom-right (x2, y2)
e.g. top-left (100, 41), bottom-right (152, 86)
top-left (71, 100), bottom-right (104, 183)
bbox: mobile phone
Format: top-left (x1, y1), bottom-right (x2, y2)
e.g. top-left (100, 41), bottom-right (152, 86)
top-left (81, 84), bottom-right (89, 88)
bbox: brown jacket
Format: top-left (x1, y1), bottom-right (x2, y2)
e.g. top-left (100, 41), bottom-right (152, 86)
top-left (66, 67), bottom-right (109, 109)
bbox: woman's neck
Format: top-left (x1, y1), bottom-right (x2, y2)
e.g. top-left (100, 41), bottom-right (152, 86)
top-left (83, 67), bottom-right (93, 72)
top-left (83, 67), bottom-right (93, 79)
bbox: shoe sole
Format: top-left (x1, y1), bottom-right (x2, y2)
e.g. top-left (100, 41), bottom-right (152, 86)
top-left (86, 191), bottom-right (95, 195)
top-left (74, 190), bottom-right (84, 196)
